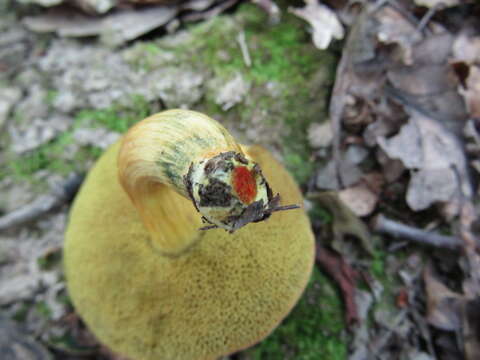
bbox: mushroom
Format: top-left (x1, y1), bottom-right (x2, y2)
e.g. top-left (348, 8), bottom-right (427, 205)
top-left (64, 109), bottom-right (315, 360)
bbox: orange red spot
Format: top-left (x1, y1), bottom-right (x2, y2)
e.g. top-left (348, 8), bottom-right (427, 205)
top-left (232, 166), bottom-right (257, 204)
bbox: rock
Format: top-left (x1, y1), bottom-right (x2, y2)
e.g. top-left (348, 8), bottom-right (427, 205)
top-left (73, 127), bottom-right (121, 149)
top-left (13, 84), bottom-right (49, 124)
top-left (0, 212), bottom-right (67, 305)
top-left (308, 121), bottom-right (333, 148)
top-left (0, 316), bottom-right (52, 360)
top-left (214, 73), bottom-right (251, 110)
top-left (122, 42), bottom-right (176, 69)
top-left (0, 180), bottom-right (36, 213)
top-left (0, 273), bottom-right (40, 305)
top-left (146, 66), bottom-right (205, 108)
top-left (0, 87), bottom-right (22, 129)
top-left (9, 115), bottom-right (71, 154)
top-left (52, 91), bottom-right (77, 113)
top-left (36, 40), bottom-right (206, 111)
top-left (0, 22), bottom-right (31, 78)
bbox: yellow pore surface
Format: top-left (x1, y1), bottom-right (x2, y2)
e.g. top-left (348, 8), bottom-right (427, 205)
top-left (64, 141), bottom-right (315, 360)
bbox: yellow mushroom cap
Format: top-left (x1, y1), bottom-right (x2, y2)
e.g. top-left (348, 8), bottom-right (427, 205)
top-left (64, 114), bottom-right (315, 360)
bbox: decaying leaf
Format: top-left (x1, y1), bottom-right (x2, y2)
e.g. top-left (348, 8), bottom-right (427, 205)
top-left (23, 6), bottom-right (179, 46)
top-left (463, 297), bottom-right (480, 360)
top-left (424, 265), bottom-right (462, 331)
top-left (377, 121), bottom-right (423, 169)
top-left (338, 183), bottom-right (378, 217)
top-left (289, 0), bottom-right (344, 49)
top-left (459, 65), bottom-right (480, 118)
top-left (378, 108), bottom-right (471, 211)
top-left (309, 191), bottom-right (374, 256)
top-left (375, 5), bottom-right (420, 65)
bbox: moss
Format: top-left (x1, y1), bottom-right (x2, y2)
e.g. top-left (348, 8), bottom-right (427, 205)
top-left (4, 132), bottom-right (86, 181)
top-left (45, 90), bottom-right (58, 107)
top-left (243, 267), bottom-right (347, 360)
top-left (171, 3), bottom-right (336, 184)
top-left (35, 301), bottom-right (52, 319)
top-left (37, 248), bottom-right (62, 271)
top-left (75, 94), bottom-right (150, 133)
top-left (2, 95), bottom-right (153, 182)
top-left (12, 302), bottom-right (30, 322)
top-left (308, 203), bottom-right (333, 225)
top-left (118, 3), bottom-right (337, 184)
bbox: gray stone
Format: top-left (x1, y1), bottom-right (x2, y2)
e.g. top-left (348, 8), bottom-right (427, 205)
top-left (0, 87), bottom-right (22, 129)
top-left (9, 115), bottom-right (71, 154)
top-left (73, 127), bottom-right (121, 149)
top-left (214, 73), bottom-right (251, 110)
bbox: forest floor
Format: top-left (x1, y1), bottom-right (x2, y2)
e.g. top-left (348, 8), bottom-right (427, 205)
top-left (1, 1), bottom-right (479, 360)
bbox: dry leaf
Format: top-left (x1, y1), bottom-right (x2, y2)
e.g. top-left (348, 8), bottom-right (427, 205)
top-left (338, 183), bottom-right (378, 217)
top-left (452, 33), bottom-right (480, 64)
top-left (310, 191), bottom-right (374, 256)
top-left (460, 65), bottom-right (480, 118)
top-left (289, 0), bottom-right (344, 50)
top-left (375, 6), bottom-right (420, 65)
top-left (407, 168), bottom-right (457, 211)
top-left (377, 121), bottom-right (423, 169)
top-left (463, 297), bottom-right (480, 360)
top-left (415, 0), bottom-right (460, 9)
top-left (23, 6), bottom-right (178, 46)
top-left (378, 108), bottom-right (471, 211)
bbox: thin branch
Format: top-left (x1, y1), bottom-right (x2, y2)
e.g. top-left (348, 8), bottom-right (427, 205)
top-left (237, 31), bottom-right (252, 67)
top-left (316, 244), bottom-right (359, 328)
top-left (372, 214), bottom-right (461, 250)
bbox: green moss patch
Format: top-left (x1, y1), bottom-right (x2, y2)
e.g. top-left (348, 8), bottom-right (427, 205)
top-left (1, 95), bottom-right (152, 182)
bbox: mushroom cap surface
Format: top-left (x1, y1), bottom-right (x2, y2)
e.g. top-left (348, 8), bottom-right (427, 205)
top-left (64, 141), bottom-right (315, 360)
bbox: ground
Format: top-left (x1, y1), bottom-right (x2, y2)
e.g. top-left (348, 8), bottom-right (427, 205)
top-left (0, 2), bottom-right (345, 359)
top-left (2, 1), bottom-right (479, 360)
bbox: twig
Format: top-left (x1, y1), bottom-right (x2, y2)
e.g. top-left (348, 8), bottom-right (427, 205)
top-left (0, 173), bottom-right (84, 231)
top-left (372, 214), bottom-right (461, 250)
top-left (316, 244), bottom-right (359, 328)
top-left (416, 3), bottom-right (442, 34)
top-left (237, 31), bottom-right (252, 67)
